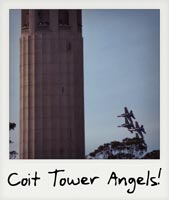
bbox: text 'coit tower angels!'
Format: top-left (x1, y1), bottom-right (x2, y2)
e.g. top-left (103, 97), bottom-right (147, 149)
top-left (20, 10), bottom-right (85, 159)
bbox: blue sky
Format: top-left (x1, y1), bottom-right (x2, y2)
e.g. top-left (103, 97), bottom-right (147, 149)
top-left (10, 9), bottom-right (160, 156)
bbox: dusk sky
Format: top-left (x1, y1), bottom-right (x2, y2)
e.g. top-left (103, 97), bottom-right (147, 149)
top-left (10, 9), bottom-right (160, 157)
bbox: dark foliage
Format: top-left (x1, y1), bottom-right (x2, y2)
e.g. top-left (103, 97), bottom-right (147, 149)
top-left (87, 136), bottom-right (159, 159)
top-left (9, 122), bottom-right (16, 130)
top-left (9, 122), bottom-right (18, 159)
top-left (142, 150), bottom-right (160, 159)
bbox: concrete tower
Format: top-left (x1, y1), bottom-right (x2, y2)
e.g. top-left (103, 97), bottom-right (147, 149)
top-left (20, 10), bottom-right (85, 159)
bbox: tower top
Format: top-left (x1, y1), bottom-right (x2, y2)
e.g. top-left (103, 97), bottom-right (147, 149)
top-left (21, 9), bottom-right (82, 35)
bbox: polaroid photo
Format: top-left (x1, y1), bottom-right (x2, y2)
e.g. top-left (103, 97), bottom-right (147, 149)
top-left (0, 0), bottom-right (169, 199)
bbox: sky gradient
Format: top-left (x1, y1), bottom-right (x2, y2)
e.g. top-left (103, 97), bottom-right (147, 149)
top-left (10, 9), bottom-right (160, 157)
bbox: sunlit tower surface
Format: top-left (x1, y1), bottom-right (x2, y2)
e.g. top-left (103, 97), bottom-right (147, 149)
top-left (20, 10), bottom-right (85, 159)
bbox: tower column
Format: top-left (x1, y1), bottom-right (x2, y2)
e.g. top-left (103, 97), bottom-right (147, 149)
top-left (20, 9), bottom-right (85, 159)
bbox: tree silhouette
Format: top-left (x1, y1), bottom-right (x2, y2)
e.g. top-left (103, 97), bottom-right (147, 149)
top-left (9, 122), bottom-right (18, 159)
top-left (87, 136), bottom-right (148, 159)
top-left (87, 135), bottom-right (160, 159)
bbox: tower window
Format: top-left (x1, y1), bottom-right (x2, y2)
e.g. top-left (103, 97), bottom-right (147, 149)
top-left (36, 10), bottom-right (49, 28)
top-left (59, 10), bottom-right (69, 25)
top-left (22, 10), bottom-right (29, 30)
top-left (66, 41), bottom-right (71, 51)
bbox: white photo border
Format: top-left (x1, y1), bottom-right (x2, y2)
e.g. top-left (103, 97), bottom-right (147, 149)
top-left (0, 0), bottom-right (169, 199)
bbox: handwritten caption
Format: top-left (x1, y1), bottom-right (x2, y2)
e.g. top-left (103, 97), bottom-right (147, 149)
top-left (7, 168), bottom-right (162, 194)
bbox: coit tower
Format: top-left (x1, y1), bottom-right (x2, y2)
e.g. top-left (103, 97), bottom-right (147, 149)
top-left (20, 9), bottom-right (85, 159)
